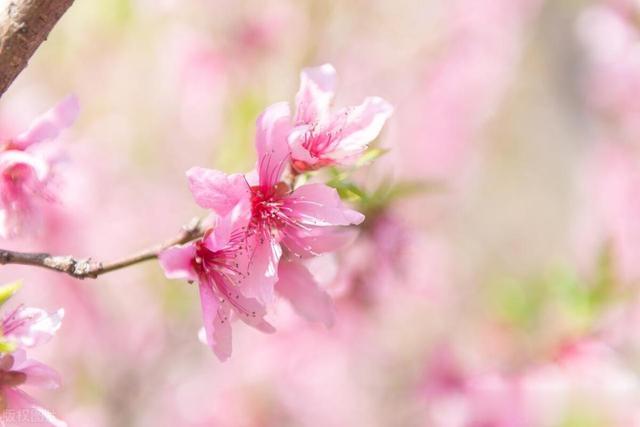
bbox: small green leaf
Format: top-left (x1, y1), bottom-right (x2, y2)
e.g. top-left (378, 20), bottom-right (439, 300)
top-left (326, 171), bottom-right (369, 204)
top-left (355, 147), bottom-right (389, 167)
top-left (335, 182), bottom-right (367, 203)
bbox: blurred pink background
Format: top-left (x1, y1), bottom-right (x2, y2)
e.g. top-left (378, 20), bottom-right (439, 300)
top-left (2, 0), bottom-right (640, 425)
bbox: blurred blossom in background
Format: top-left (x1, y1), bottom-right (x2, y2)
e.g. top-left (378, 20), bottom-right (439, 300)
top-left (2, 0), bottom-right (640, 425)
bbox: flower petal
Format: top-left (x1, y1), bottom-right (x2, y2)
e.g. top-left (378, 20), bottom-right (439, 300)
top-left (210, 272), bottom-right (275, 334)
top-left (287, 183), bottom-right (365, 226)
top-left (14, 95), bottom-right (80, 150)
top-left (287, 124), bottom-right (320, 170)
top-left (0, 151), bottom-right (49, 182)
top-left (0, 151), bottom-right (52, 237)
top-left (3, 307), bottom-right (64, 348)
top-left (158, 243), bottom-right (198, 282)
top-left (295, 64), bottom-right (336, 124)
top-left (255, 102), bottom-right (292, 189)
top-left (282, 226), bottom-right (359, 258)
top-left (203, 207), bottom-right (250, 252)
top-left (198, 281), bottom-right (232, 362)
top-left (324, 96), bottom-right (393, 163)
top-left (186, 167), bottom-right (250, 216)
top-left (15, 359), bottom-right (61, 389)
top-left (2, 388), bottom-right (66, 427)
top-left (239, 233), bottom-right (282, 304)
top-left (276, 259), bottom-right (335, 328)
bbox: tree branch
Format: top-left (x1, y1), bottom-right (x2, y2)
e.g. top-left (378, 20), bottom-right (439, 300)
top-left (0, 0), bottom-right (75, 98)
top-left (0, 218), bottom-right (205, 279)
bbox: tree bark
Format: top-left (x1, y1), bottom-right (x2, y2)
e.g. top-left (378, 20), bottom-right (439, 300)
top-left (0, 0), bottom-right (75, 98)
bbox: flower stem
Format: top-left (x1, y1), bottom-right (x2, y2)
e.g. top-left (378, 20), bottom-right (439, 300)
top-left (0, 218), bottom-right (205, 279)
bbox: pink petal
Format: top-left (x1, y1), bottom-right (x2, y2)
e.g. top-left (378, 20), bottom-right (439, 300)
top-left (0, 151), bottom-right (52, 237)
top-left (238, 233), bottom-right (281, 304)
top-left (288, 125), bottom-right (318, 166)
top-left (158, 243), bottom-right (197, 282)
top-left (211, 273), bottom-right (275, 334)
top-left (198, 281), bottom-right (232, 362)
top-left (3, 307), bottom-right (64, 348)
top-left (202, 220), bottom-right (232, 254)
top-left (0, 151), bottom-right (49, 182)
top-left (15, 360), bottom-right (61, 389)
top-left (203, 208), bottom-right (250, 252)
top-left (2, 388), bottom-right (66, 427)
top-left (276, 259), bottom-right (335, 327)
top-left (324, 96), bottom-right (393, 163)
top-left (282, 226), bottom-right (359, 258)
top-left (10, 349), bottom-right (26, 367)
top-left (186, 167), bottom-right (250, 216)
top-left (295, 64), bottom-right (336, 124)
top-left (243, 169), bottom-right (259, 186)
top-left (255, 102), bottom-right (292, 189)
top-left (286, 183), bottom-right (365, 226)
top-left (14, 95), bottom-right (80, 150)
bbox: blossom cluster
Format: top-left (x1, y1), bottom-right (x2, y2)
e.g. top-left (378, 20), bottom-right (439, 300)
top-left (159, 64), bottom-right (393, 360)
top-left (0, 283), bottom-right (64, 427)
top-left (6, 0), bottom-right (640, 424)
top-left (0, 98), bottom-right (76, 426)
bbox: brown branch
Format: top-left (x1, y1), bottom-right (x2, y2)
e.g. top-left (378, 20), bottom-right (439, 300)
top-left (0, 218), bottom-right (205, 279)
top-left (0, 0), bottom-right (75, 98)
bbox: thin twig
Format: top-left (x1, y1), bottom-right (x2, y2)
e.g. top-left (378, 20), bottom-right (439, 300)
top-left (0, 0), bottom-right (75, 98)
top-left (0, 218), bottom-right (205, 279)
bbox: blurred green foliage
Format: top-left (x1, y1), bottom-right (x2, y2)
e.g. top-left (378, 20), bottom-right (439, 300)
top-left (215, 91), bottom-right (266, 172)
top-left (491, 245), bottom-right (619, 336)
top-left (325, 147), bottom-right (439, 219)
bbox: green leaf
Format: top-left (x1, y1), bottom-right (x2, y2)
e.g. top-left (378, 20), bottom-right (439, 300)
top-left (334, 181), bottom-right (368, 203)
top-left (355, 147), bottom-right (389, 168)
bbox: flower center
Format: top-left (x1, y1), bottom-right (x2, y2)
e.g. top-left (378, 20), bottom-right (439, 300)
top-left (302, 122), bottom-right (344, 157)
top-left (0, 305), bottom-right (31, 338)
top-left (192, 232), bottom-right (243, 280)
top-left (0, 161), bottom-right (38, 190)
top-left (249, 183), bottom-right (290, 232)
top-left (190, 235), bottom-right (263, 320)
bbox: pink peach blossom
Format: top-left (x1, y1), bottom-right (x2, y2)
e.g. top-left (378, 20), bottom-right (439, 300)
top-left (288, 64), bottom-right (393, 171)
top-left (0, 351), bottom-right (65, 427)
top-left (0, 96), bottom-right (79, 238)
top-left (0, 287), bottom-right (65, 426)
top-left (186, 101), bottom-right (364, 305)
top-left (162, 99), bottom-right (365, 359)
top-left (159, 213), bottom-right (274, 362)
top-left (1, 305), bottom-right (64, 350)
